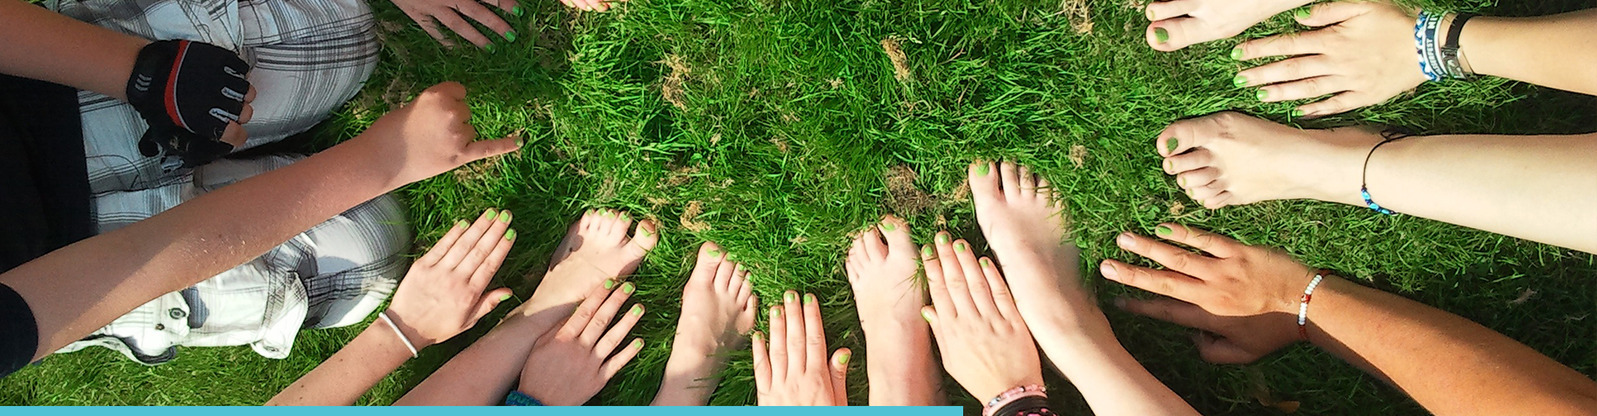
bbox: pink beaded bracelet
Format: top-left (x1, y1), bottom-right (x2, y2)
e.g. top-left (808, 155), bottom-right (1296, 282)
top-left (982, 385), bottom-right (1046, 416)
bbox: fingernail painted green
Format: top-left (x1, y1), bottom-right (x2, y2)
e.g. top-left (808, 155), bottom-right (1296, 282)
top-left (838, 351), bottom-right (851, 365)
top-left (504, 229), bottom-right (516, 241)
top-left (499, 293), bottom-right (512, 301)
top-left (1233, 75), bottom-right (1247, 88)
top-left (622, 282), bottom-right (635, 294)
top-left (1295, 8), bottom-right (1311, 19)
top-left (881, 222), bottom-right (896, 232)
top-left (630, 305), bottom-right (643, 316)
top-left (954, 242), bottom-right (967, 252)
top-left (976, 164), bottom-right (990, 176)
top-left (603, 280), bottom-right (616, 290)
top-left (936, 234), bottom-right (950, 244)
top-left (784, 292), bottom-right (797, 303)
top-left (804, 294), bottom-right (816, 304)
top-left (456, 220), bottom-right (469, 229)
top-left (1291, 109), bottom-right (1305, 118)
top-left (1256, 89), bottom-right (1268, 100)
top-left (1156, 225), bottom-right (1173, 236)
top-left (1230, 47), bottom-right (1244, 60)
top-left (497, 210), bottom-right (511, 222)
top-left (505, 30), bottom-right (517, 42)
top-left (512, 4), bottom-right (524, 15)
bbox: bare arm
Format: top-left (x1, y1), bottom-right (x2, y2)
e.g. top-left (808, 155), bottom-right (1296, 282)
top-left (1463, 9), bottom-right (1597, 97)
top-left (1030, 296), bottom-right (1202, 416)
top-left (1106, 225), bottom-right (1597, 416)
top-left (0, 82), bottom-right (518, 359)
top-left (268, 324), bottom-right (415, 405)
top-left (0, 0), bottom-right (147, 100)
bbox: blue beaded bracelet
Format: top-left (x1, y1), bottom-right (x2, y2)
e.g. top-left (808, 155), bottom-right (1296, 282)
top-left (1360, 130), bottom-right (1415, 216)
top-left (505, 391), bottom-right (544, 406)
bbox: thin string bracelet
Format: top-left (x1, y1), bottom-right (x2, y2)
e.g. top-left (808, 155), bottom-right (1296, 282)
top-left (1360, 128), bottom-right (1415, 215)
top-left (379, 311), bottom-right (420, 358)
top-left (1297, 271), bottom-right (1328, 341)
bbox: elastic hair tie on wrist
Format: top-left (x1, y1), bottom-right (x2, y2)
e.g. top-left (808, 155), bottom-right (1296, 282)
top-left (1360, 128), bottom-right (1415, 215)
top-left (378, 311), bottom-right (420, 358)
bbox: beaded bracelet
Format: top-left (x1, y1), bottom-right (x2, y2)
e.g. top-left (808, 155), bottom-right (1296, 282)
top-left (983, 385), bottom-right (1046, 416)
top-left (1360, 129), bottom-right (1415, 215)
top-left (1297, 271), bottom-right (1327, 340)
top-left (504, 390), bottom-right (544, 406)
top-left (1413, 11), bottom-right (1441, 81)
top-left (992, 395), bottom-right (1055, 416)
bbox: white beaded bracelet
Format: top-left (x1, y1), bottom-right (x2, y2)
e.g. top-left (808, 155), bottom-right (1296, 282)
top-left (379, 311), bottom-right (419, 358)
top-left (1296, 272), bottom-right (1326, 340)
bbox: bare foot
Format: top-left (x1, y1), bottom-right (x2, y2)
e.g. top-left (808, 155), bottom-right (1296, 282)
top-left (519, 209), bottom-right (659, 316)
top-left (846, 216), bottom-right (941, 405)
top-left (1156, 112), bottom-right (1381, 209)
top-left (651, 242), bottom-right (757, 406)
top-left (1144, 0), bottom-right (1309, 51)
top-left (968, 160), bottom-right (1092, 326)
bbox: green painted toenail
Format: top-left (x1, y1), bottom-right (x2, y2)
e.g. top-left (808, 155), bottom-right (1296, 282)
top-left (707, 248), bottom-right (720, 257)
top-left (622, 282), bottom-right (635, 294)
top-left (512, 4), bottom-right (524, 16)
top-left (980, 258), bottom-right (992, 267)
top-left (504, 30), bottom-right (517, 42)
top-left (1166, 138), bottom-right (1179, 154)
top-left (602, 211), bottom-right (614, 218)
top-left (455, 220), bottom-right (469, 229)
top-left (936, 234), bottom-right (950, 244)
top-left (1233, 75), bottom-right (1247, 88)
top-left (804, 293), bottom-right (817, 304)
top-left (976, 164), bottom-right (990, 176)
top-left (1155, 28), bottom-right (1169, 44)
top-left (630, 304), bottom-right (643, 316)
top-left (504, 229), bottom-right (516, 241)
top-left (1256, 89), bottom-right (1268, 101)
top-left (954, 241), bottom-right (967, 252)
top-left (638, 228), bottom-right (653, 237)
top-left (784, 292), bottom-right (798, 303)
top-left (1295, 8), bottom-right (1311, 20)
top-left (881, 222), bottom-right (896, 232)
top-left (921, 309), bottom-right (933, 322)
top-left (1156, 225), bottom-right (1173, 236)
top-left (1178, 176), bottom-right (1187, 187)
top-left (1230, 47), bottom-right (1244, 60)
top-left (603, 279), bottom-right (616, 290)
top-left (497, 210), bottom-right (512, 222)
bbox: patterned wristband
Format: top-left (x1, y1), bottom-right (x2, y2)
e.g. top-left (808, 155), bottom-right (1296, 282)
top-left (505, 391), bottom-right (544, 406)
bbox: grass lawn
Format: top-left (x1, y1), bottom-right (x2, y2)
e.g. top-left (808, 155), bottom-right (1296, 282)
top-left (3, 0), bottom-right (1595, 413)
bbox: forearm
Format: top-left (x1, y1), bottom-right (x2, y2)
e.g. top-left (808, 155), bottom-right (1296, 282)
top-left (1307, 277), bottom-right (1597, 415)
top-left (861, 324), bottom-right (943, 405)
top-left (1362, 132), bottom-right (1597, 253)
top-left (1034, 314), bottom-right (1199, 416)
top-left (0, 0), bottom-right (148, 100)
top-left (268, 323), bottom-right (413, 405)
top-left (1462, 10), bottom-right (1597, 96)
top-left (395, 295), bottom-right (572, 405)
top-left (3, 134), bottom-right (404, 357)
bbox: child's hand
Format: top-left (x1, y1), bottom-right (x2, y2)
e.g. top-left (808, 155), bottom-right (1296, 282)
top-left (357, 82), bottom-right (521, 187)
top-left (384, 208), bottom-right (517, 348)
top-left (517, 279), bottom-right (645, 406)
top-left (390, 0), bottom-right (519, 49)
top-left (920, 236), bottom-right (1044, 402)
top-left (753, 291), bottom-right (850, 406)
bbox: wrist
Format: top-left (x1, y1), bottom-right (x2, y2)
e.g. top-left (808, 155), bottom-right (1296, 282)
top-left (381, 310), bottom-right (435, 349)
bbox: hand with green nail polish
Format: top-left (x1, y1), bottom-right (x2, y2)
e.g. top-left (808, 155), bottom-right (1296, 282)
top-left (520, 280), bottom-right (645, 406)
top-left (921, 231), bottom-right (1044, 402)
top-left (357, 82), bottom-right (522, 185)
top-left (753, 291), bottom-right (851, 406)
top-left (1145, 0), bottom-right (1316, 52)
top-left (390, 0), bottom-right (523, 50)
top-left (1231, 1), bottom-right (1425, 115)
top-left (382, 210), bottom-right (518, 349)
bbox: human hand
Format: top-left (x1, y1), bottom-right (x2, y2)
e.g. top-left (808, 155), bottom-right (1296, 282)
top-left (1099, 223), bottom-right (1315, 328)
top-left (921, 233), bottom-right (1044, 401)
top-left (1234, 1), bottom-right (1427, 116)
top-left (126, 39), bottom-right (257, 165)
top-left (753, 291), bottom-right (850, 406)
top-left (391, 0), bottom-right (520, 49)
top-left (1144, 0), bottom-right (1311, 51)
top-left (385, 208), bottom-right (517, 348)
top-left (517, 279), bottom-right (645, 406)
top-left (1114, 297), bottom-right (1301, 364)
top-left (356, 82), bottom-right (521, 186)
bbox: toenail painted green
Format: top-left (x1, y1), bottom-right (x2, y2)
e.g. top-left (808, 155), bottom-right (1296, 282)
top-left (1295, 8), bottom-right (1311, 20)
top-left (976, 164), bottom-right (990, 176)
top-left (838, 351), bottom-right (851, 365)
top-left (1256, 89), bottom-right (1268, 101)
top-left (954, 241), bottom-right (967, 252)
top-left (980, 258), bottom-right (992, 267)
top-left (515, 136), bottom-right (524, 147)
top-left (1166, 138), bottom-right (1178, 154)
top-left (1233, 75), bottom-right (1247, 88)
top-left (1178, 176), bottom-right (1186, 187)
top-left (1154, 28), bottom-right (1169, 44)
top-left (630, 304), bottom-right (643, 316)
top-left (921, 309), bottom-right (933, 322)
top-left (804, 293), bottom-right (816, 304)
top-left (622, 282), bottom-right (635, 294)
top-left (784, 292), bottom-right (797, 303)
top-left (499, 293), bottom-right (512, 301)
top-left (603, 279), bottom-right (616, 290)
top-left (1156, 225), bottom-right (1173, 236)
top-left (707, 248), bottom-right (720, 257)
top-left (638, 227), bottom-right (652, 237)
top-left (505, 229), bottom-right (516, 241)
top-left (512, 4), bottom-right (524, 16)
top-left (936, 234), bottom-right (950, 244)
top-left (504, 30), bottom-right (517, 42)
top-left (881, 222), bottom-right (897, 232)
top-left (602, 211), bottom-right (614, 218)
top-left (1230, 47), bottom-right (1244, 61)
top-left (455, 220), bottom-right (469, 229)
top-left (497, 210), bottom-right (512, 222)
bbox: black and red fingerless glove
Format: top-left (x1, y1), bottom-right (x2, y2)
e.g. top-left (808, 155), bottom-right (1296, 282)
top-left (125, 39), bottom-right (251, 167)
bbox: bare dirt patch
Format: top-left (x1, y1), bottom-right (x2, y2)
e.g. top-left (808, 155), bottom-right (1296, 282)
top-left (680, 200), bottom-right (710, 232)
top-left (880, 38), bottom-right (913, 82)
top-left (884, 165), bottom-right (933, 215)
top-left (661, 54), bottom-right (691, 110)
top-left (1068, 144), bottom-right (1088, 167)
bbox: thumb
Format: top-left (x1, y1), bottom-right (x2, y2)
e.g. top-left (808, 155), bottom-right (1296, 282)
top-left (470, 287), bottom-right (515, 323)
top-left (829, 348), bottom-right (851, 405)
top-left (1194, 332), bottom-right (1262, 365)
top-left (221, 123), bottom-right (248, 147)
top-left (1297, 1), bottom-right (1372, 27)
top-left (463, 135), bottom-right (523, 162)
